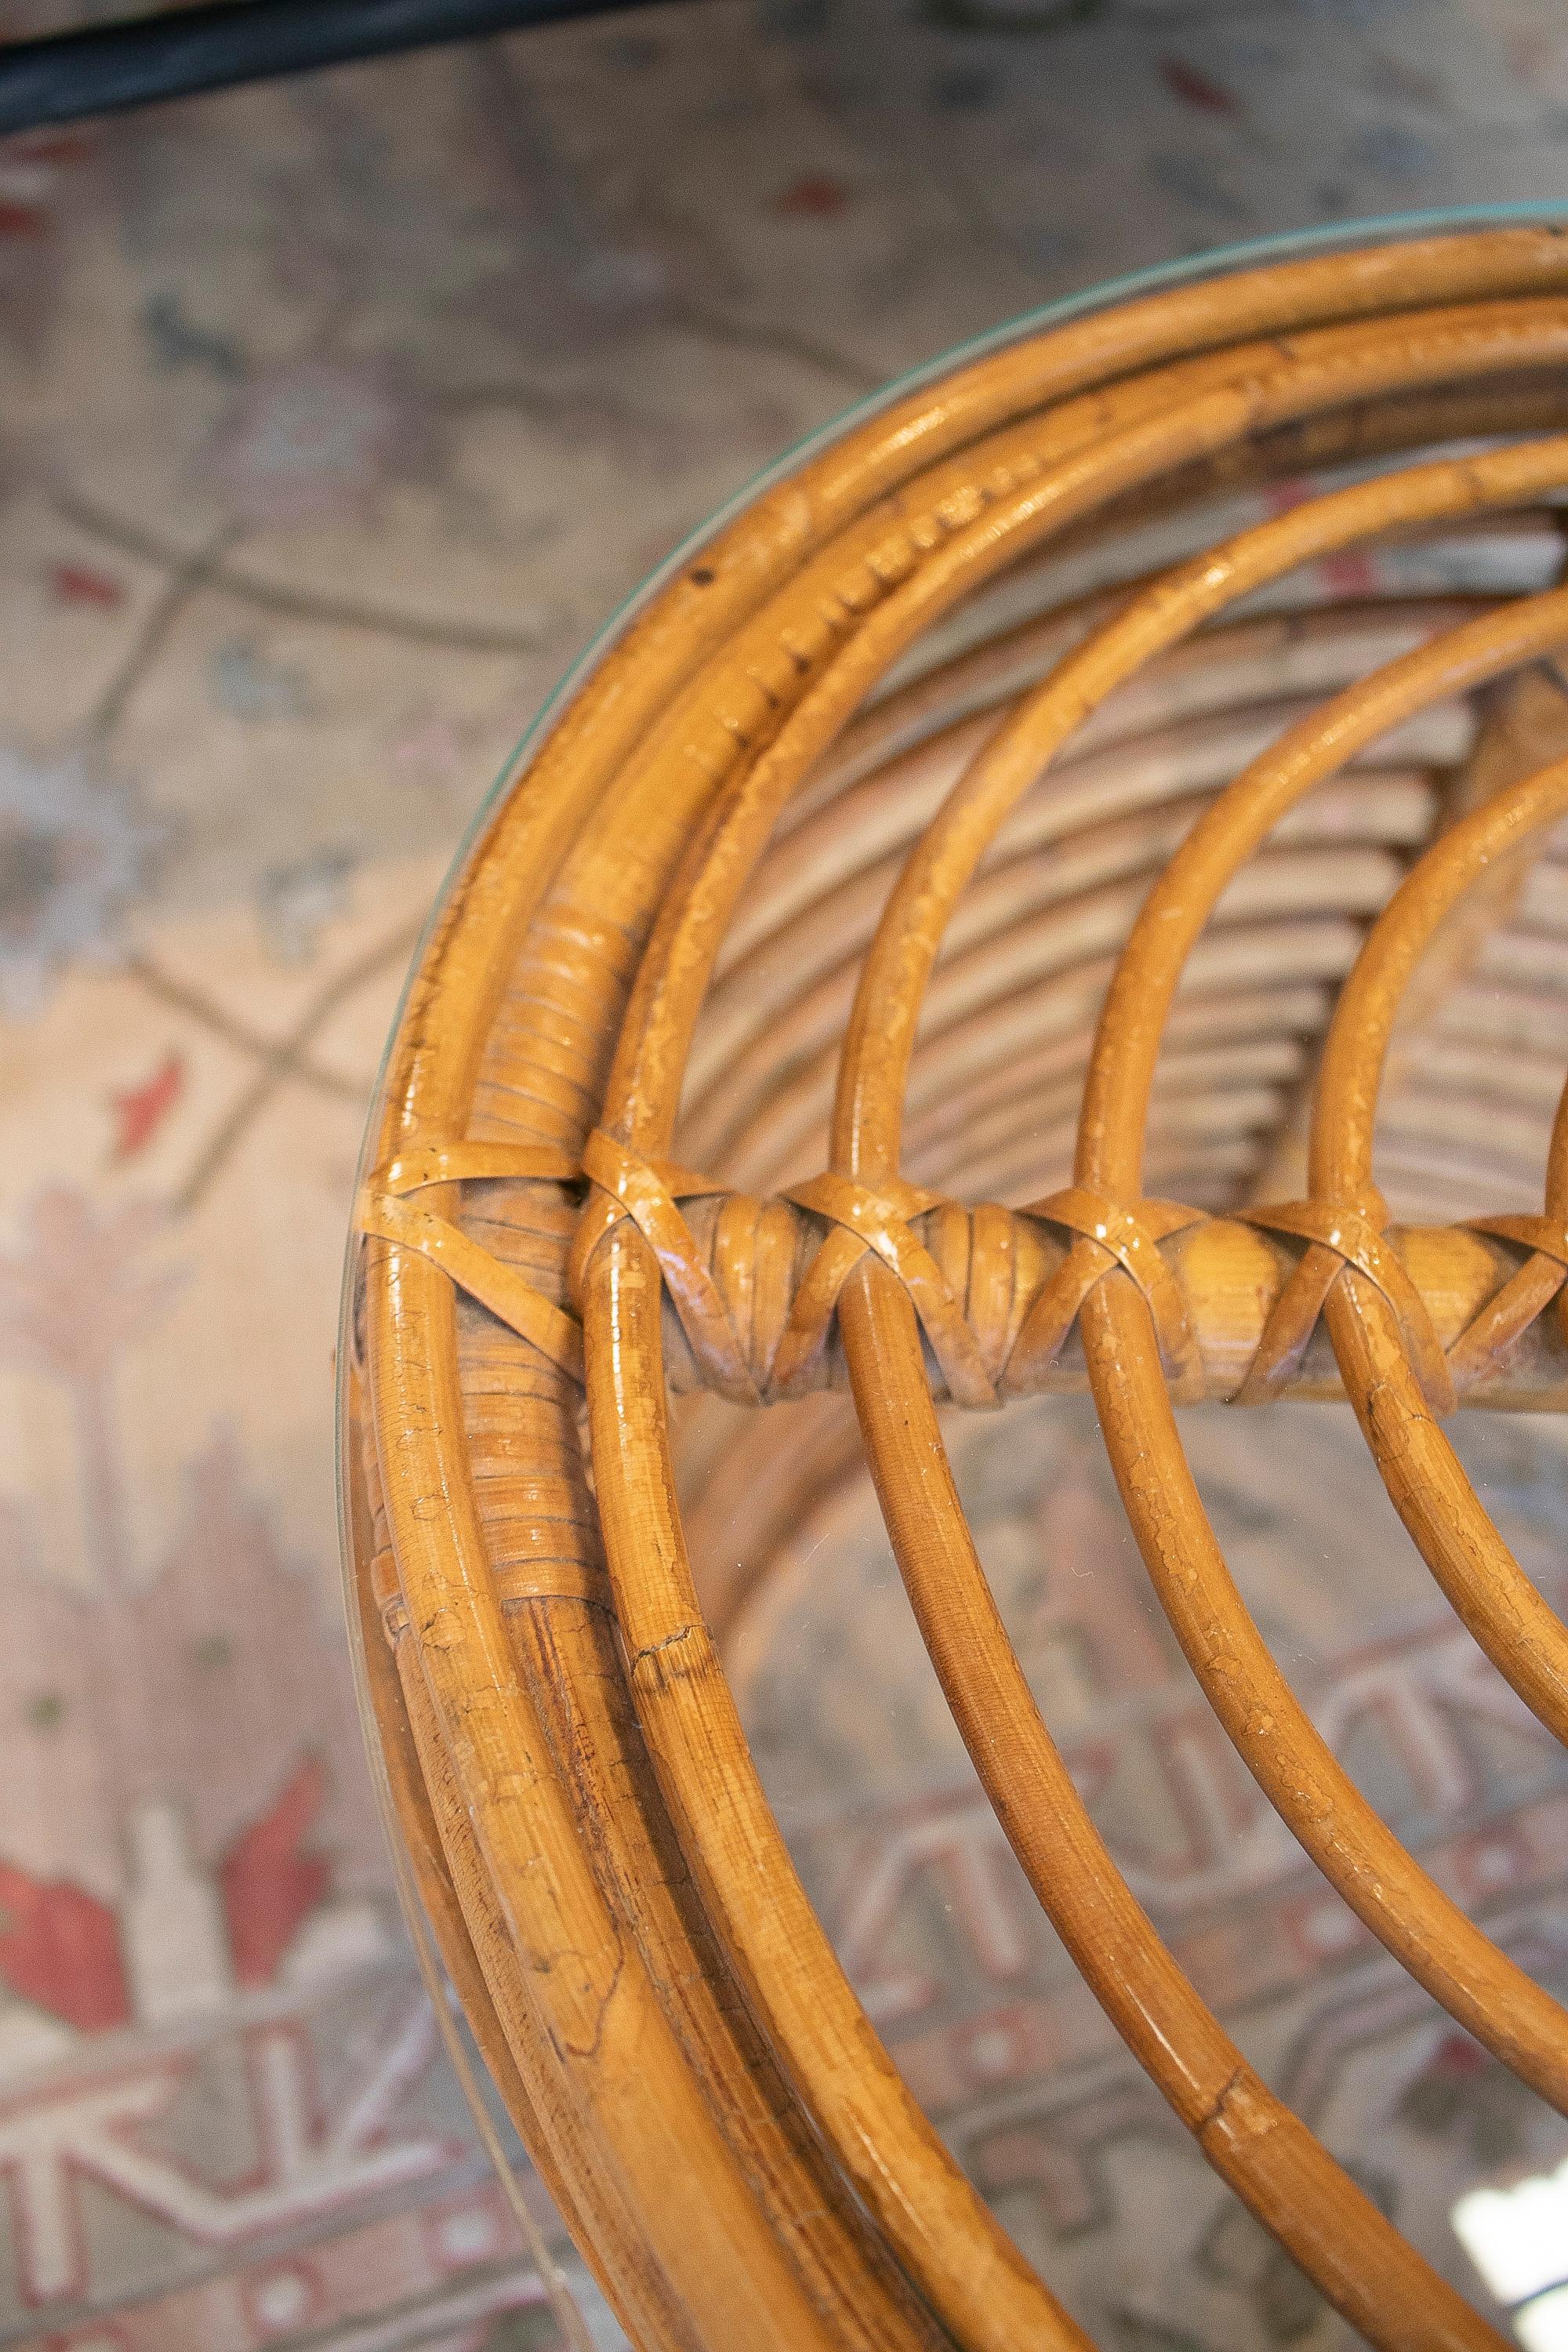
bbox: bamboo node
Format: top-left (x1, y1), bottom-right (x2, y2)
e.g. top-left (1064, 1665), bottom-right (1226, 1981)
top-left (1238, 1189), bottom-right (1456, 1413)
top-left (1016, 1189), bottom-right (1207, 1396)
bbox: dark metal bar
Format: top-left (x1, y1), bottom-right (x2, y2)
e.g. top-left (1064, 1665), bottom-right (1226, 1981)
top-left (0, 0), bottom-right (688, 137)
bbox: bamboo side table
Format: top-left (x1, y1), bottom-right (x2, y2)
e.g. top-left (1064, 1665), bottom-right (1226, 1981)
top-left (341, 217), bottom-right (1568, 2352)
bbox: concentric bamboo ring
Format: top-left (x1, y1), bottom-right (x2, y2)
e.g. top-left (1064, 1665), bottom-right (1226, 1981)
top-left (342, 220), bottom-right (1568, 2352)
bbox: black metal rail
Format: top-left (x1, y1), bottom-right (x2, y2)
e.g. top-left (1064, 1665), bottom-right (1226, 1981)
top-left (0, 0), bottom-right (689, 137)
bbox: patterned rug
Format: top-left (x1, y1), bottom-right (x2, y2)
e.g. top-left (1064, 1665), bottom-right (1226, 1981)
top-left (4, 2), bottom-right (1568, 2347)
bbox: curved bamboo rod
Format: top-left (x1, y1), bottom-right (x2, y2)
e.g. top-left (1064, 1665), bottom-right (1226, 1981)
top-left (822, 512), bottom-right (1568, 2349)
top-left (1306, 759), bottom-right (1568, 1731)
top-left (705, 597), bottom-right (1477, 1010)
top-left (348, 228), bottom-right (1568, 2352)
top-left (577, 323), bottom-right (1568, 2352)
top-left (1063, 600), bottom-right (1568, 2058)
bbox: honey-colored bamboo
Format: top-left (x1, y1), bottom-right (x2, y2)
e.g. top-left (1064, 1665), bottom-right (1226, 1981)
top-left (344, 226), bottom-right (1568, 2352)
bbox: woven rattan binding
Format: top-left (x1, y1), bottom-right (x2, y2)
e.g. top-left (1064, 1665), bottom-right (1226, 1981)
top-left (341, 224), bottom-right (1568, 2352)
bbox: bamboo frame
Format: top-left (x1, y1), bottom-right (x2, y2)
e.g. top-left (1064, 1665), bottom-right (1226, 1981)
top-left (342, 227), bottom-right (1568, 2351)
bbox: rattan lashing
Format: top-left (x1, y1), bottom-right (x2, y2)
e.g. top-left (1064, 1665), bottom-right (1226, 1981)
top-left (341, 226), bottom-right (1568, 2352)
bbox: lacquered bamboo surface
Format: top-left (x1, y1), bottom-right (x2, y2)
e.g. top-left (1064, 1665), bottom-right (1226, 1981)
top-left (343, 225), bottom-right (1568, 2352)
